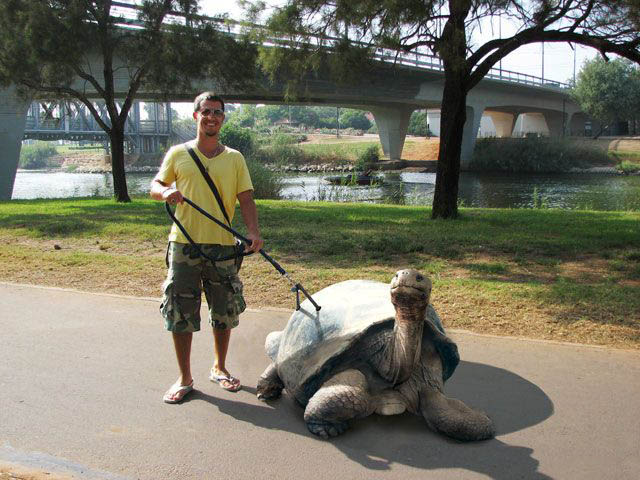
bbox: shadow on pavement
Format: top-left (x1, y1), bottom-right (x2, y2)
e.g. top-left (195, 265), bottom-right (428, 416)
top-left (187, 360), bottom-right (554, 480)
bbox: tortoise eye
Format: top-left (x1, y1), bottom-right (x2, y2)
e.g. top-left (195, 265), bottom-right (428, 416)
top-left (416, 274), bottom-right (424, 282)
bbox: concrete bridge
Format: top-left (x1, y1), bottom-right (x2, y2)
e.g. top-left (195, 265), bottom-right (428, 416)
top-left (0, 36), bottom-right (585, 200)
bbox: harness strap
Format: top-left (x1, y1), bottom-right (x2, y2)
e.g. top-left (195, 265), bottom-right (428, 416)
top-left (165, 196), bottom-right (321, 312)
top-left (164, 202), bottom-right (250, 264)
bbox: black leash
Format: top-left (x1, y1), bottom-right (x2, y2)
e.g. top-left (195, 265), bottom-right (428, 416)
top-left (165, 197), bottom-right (321, 312)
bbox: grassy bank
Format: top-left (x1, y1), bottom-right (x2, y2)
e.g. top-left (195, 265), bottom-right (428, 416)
top-left (1, 198), bottom-right (638, 349)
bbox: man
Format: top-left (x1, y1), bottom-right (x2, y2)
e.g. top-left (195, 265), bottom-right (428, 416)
top-left (151, 92), bottom-right (263, 403)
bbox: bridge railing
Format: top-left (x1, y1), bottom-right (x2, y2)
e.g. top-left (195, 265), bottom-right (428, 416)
top-left (108, 2), bottom-right (570, 90)
top-left (25, 103), bottom-right (171, 136)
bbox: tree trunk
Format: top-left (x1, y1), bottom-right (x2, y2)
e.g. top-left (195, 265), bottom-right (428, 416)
top-left (109, 126), bottom-right (131, 203)
top-left (432, 75), bottom-right (468, 219)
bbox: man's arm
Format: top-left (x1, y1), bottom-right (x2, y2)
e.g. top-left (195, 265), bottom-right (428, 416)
top-left (237, 190), bottom-right (263, 253)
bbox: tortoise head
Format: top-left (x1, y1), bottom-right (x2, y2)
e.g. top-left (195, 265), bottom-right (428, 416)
top-left (390, 269), bottom-right (431, 313)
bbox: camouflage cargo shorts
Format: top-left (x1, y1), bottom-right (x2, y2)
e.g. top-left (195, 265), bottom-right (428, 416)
top-left (160, 242), bottom-right (246, 333)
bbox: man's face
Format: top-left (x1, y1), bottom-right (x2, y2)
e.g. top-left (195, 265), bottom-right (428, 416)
top-left (193, 99), bottom-right (225, 138)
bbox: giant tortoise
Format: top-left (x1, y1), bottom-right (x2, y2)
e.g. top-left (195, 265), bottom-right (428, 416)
top-left (256, 269), bottom-right (495, 441)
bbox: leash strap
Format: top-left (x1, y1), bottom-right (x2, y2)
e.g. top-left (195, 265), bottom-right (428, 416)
top-left (186, 146), bottom-right (232, 226)
top-left (166, 196), bottom-right (322, 312)
top-left (164, 202), bottom-right (248, 263)
top-left (182, 145), bottom-right (248, 262)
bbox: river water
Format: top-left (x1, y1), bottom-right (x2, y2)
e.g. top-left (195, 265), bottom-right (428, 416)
top-left (10, 170), bottom-right (640, 211)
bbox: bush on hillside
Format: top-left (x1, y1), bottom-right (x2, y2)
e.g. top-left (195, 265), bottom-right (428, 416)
top-left (19, 142), bottom-right (59, 169)
top-left (469, 137), bottom-right (609, 172)
top-left (408, 111), bottom-right (432, 136)
top-left (245, 157), bottom-right (284, 199)
top-left (252, 144), bottom-right (321, 166)
top-left (269, 132), bottom-right (306, 146)
top-left (219, 123), bottom-right (255, 156)
top-left (354, 144), bottom-right (380, 171)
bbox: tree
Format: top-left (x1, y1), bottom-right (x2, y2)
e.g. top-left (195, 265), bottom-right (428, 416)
top-left (340, 108), bottom-right (372, 130)
top-left (409, 111), bottom-right (431, 137)
top-left (247, 0), bottom-right (640, 218)
top-left (0, 1), bottom-right (256, 202)
top-left (572, 57), bottom-right (640, 137)
top-left (256, 104), bottom-right (289, 124)
top-left (291, 106), bottom-right (320, 128)
top-left (229, 104), bottom-right (258, 127)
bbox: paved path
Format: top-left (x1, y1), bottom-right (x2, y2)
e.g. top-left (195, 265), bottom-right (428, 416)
top-left (1, 283), bottom-right (639, 480)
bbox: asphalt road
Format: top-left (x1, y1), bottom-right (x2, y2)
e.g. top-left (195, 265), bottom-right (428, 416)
top-left (1, 283), bottom-right (639, 480)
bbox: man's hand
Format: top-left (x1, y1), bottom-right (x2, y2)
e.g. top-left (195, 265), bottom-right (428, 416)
top-left (162, 186), bottom-right (184, 205)
top-left (245, 232), bottom-right (264, 254)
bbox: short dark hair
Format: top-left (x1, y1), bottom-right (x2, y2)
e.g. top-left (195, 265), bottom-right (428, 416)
top-left (193, 92), bottom-right (225, 113)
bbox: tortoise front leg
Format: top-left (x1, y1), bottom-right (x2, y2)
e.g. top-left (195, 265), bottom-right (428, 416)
top-left (256, 363), bottom-right (284, 400)
top-left (304, 369), bottom-right (374, 438)
top-left (415, 341), bottom-right (495, 441)
top-left (419, 388), bottom-right (495, 441)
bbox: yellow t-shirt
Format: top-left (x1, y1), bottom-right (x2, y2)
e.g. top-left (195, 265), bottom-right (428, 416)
top-left (155, 142), bottom-right (253, 245)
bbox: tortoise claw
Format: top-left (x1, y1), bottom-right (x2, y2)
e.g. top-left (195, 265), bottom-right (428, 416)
top-left (306, 420), bottom-right (348, 438)
top-left (256, 380), bottom-right (283, 401)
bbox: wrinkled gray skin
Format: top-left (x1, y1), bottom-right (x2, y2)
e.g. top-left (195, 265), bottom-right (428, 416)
top-left (256, 269), bottom-right (495, 441)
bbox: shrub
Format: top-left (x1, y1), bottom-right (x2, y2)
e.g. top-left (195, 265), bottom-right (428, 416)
top-left (339, 109), bottom-right (372, 130)
top-left (219, 123), bottom-right (255, 156)
top-left (19, 142), bottom-right (58, 169)
top-left (408, 111), bottom-right (432, 136)
top-left (269, 132), bottom-right (305, 146)
top-left (469, 137), bottom-right (609, 172)
top-left (619, 161), bottom-right (640, 174)
top-left (245, 157), bottom-right (284, 199)
top-left (354, 144), bottom-right (380, 171)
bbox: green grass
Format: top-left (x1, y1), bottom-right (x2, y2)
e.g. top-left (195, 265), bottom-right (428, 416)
top-left (298, 141), bottom-right (379, 160)
top-left (2, 198), bottom-right (638, 260)
top-left (1, 197), bottom-right (639, 348)
top-left (609, 151), bottom-right (640, 162)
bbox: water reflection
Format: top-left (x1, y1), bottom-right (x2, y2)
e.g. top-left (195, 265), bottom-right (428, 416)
top-left (11, 170), bottom-right (640, 211)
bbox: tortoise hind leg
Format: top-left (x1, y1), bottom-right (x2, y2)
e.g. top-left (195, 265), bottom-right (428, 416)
top-left (304, 369), bottom-right (374, 438)
top-left (257, 363), bottom-right (284, 400)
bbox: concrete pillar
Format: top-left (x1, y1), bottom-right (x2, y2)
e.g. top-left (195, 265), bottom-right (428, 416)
top-left (370, 106), bottom-right (413, 160)
top-left (426, 109), bottom-right (441, 136)
top-left (0, 87), bottom-right (30, 200)
top-left (460, 103), bottom-right (484, 170)
top-left (542, 111), bottom-right (565, 137)
top-left (486, 111), bottom-right (515, 137)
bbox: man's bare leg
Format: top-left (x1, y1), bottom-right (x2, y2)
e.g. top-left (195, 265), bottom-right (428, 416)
top-left (211, 328), bottom-right (240, 390)
top-left (173, 331), bottom-right (193, 384)
top-left (164, 331), bottom-right (194, 403)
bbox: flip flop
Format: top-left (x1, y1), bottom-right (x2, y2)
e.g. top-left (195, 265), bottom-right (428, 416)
top-left (163, 380), bottom-right (194, 404)
top-left (209, 370), bottom-right (241, 392)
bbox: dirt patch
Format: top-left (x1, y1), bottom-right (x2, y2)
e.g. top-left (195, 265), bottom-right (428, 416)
top-left (402, 137), bottom-right (440, 160)
top-left (301, 133), bottom-right (380, 144)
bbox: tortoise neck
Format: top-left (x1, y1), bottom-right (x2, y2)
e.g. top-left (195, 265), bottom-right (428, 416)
top-left (378, 303), bottom-right (426, 384)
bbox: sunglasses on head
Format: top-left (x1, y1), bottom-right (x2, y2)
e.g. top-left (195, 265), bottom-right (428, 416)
top-left (199, 108), bottom-right (224, 117)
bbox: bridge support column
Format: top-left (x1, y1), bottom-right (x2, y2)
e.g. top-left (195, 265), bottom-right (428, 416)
top-left (542, 111), bottom-right (566, 137)
top-left (460, 103), bottom-right (484, 170)
top-left (0, 87), bottom-right (30, 200)
top-left (370, 106), bottom-right (413, 160)
top-left (486, 111), bottom-right (515, 137)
